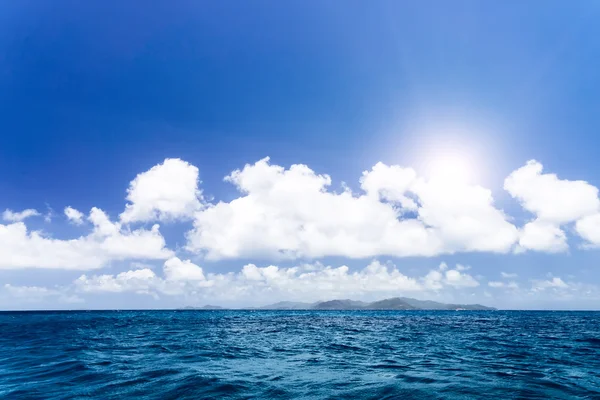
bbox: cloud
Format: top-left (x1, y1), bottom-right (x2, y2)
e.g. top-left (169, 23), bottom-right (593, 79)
top-left (505, 160), bottom-right (600, 251)
top-left (3, 283), bottom-right (59, 298)
top-left (237, 260), bottom-right (425, 298)
top-left (75, 268), bottom-right (160, 294)
top-left (517, 220), bottom-right (568, 253)
top-left (2, 284), bottom-right (83, 304)
top-left (0, 159), bottom-right (201, 270)
top-left (423, 263), bottom-right (479, 289)
top-left (444, 269), bottom-right (480, 288)
top-left (501, 272), bottom-right (518, 278)
top-left (0, 208), bottom-right (173, 270)
top-left (163, 257), bottom-right (206, 281)
top-left (5, 156), bottom-right (600, 273)
top-left (575, 213), bottom-right (600, 247)
top-left (186, 158), bottom-right (518, 260)
top-left (360, 162), bottom-right (418, 210)
top-left (2, 209), bottom-right (40, 222)
top-left (64, 206), bottom-right (85, 225)
top-left (120, 158), bottom-right (203, 224)
top-left (505, 160), bottom-right (599, 224)
top-left (488, 281), bottom-right (518, 289)
top-left (75, 257), bottom-right (212, 295)
top-left (43, 205), bottom-right (54, 223)
top-left (531, 277), bottom-right (568, 292)
top-left (73, 260), bottom-right (479, 304)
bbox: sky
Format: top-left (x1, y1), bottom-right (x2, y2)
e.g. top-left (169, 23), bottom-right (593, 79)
top-left (2, 1), bottom-right (600, 310)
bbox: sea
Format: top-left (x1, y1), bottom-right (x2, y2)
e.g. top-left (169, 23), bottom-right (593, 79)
top-left (0, 310), bottom-right (599, 399)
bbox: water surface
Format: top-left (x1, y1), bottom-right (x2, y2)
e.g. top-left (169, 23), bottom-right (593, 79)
top-left (1, 310), bottom-right (599, 399)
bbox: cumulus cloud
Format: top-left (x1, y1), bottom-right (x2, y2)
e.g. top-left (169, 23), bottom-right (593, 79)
top-left (186, 158), bottom-right (517, 260)
top-left (488, 281), bottom-right (518, 289)
top-left (0, 159), bottom-right (200, 270)
top-left (501, 272), bottom-right (518, 279)
top-left (423, 262), bottom-right (479, 290)
top-left (73, 259), bottom-right (478, 304)
top-left (517, 220), bottom-right (568, 253)
top-left (120, 158), bottom-right (203, 223)
top-left (504, 160), bottom-right (599, 223)
top-left (3, 283), bottom-right (58, 298)
top-left (237, 260), bottom-right (425, 299)
top-left (75, 268), bottom-right (160, 294)
top-left (3, 209), bottom-right (40, 222)
top-left (505, 160), bottom-right (600, 251)
top-left (64, 206), bottom-right (85, 225)
top-left (0, 208), bottom-right (173, 270)
top-left (360, 162), bottom-right (418, 210)
top-left (163, 257), bottom-right (206, 281)
top-left (531, 277), bottom-right (568, 292)
top-left (5, 156), bottom-right (600, 274)
top-left (2, 284), bottom-right (83, 305)
top-left (575, 213), bottom-right (600, 247)
top-left (444, 269), bottom-right (480, 288)
top-left (75, 257), bottom-right (211, 296)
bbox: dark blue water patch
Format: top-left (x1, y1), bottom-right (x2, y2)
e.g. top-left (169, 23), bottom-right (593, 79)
top-left (0, 310), bottom-right (599, 399)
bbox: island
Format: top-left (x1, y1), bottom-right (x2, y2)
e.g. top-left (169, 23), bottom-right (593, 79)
top-left (183, 297), bottom-right (495, 311)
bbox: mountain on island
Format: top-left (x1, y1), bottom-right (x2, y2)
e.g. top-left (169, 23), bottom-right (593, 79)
top-left (183, 305), bottom-right (223, 310)
top-left (183, 297), bottom-right (495, 311)
top-left (260, 297), bottom-right (495, 311)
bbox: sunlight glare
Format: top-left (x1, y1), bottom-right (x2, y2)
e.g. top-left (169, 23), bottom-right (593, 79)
top-left (424, 152), bottom-right (474, 184)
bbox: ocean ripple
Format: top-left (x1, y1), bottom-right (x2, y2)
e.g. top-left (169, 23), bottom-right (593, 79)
top-left (0, 310), bottom-right (599, 399)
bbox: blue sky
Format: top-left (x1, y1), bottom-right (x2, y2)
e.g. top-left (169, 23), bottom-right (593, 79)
top-left (2, 1), bottom-right (600, 309)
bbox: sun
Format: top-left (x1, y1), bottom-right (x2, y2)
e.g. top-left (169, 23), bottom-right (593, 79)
top-left (394, 122), bottom-right (490, 186)
top-left (423, 152), bottom-right (474, 184)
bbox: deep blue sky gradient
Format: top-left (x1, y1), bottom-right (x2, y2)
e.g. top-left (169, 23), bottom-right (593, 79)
top-left (2, 1), bottom-right (600, 308)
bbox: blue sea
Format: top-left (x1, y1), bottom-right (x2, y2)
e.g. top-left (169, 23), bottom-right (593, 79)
top-left (1, 311), bottom-right (599, 399)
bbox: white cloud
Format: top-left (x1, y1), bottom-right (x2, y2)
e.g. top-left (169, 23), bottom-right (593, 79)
top-left (422, 263), bottom-right (479, 290)
top-left (531, 277), bottom-right (568, 292)
top-left (501, 272), bottom-right (518, 279)
top-left (64, 206), bottom-right (85, 225)
top-left (5, 156), bottom-right (600, 275)
top-left (505, 160), bottom-right (600, 251)
top-left (2, 284), bottom-right (83, 304)
top-left (575, 213), bottom-right (600, 247)
top-left (3, 209), bottom-right (40, 222)
top-left (505, 160), bottom-right (599, 224)
top-left (163, 257), bottom-right (206, 281)
top-left (72, 260), bottom-right (479, 304)
top-left (237, 260), bottom-right (425, 299)
top-left (360, 162), bottom-right (418, 210)
top-left (75, 268), bottom-right (160, 294)
top-left (120, 158), bottom-right (203, 224)
top-left (0, 208), bottom-right (173, 270)
top-left (488, 281), bottom-right (518, 289)
top-left (0, 159), bottom-right (202, 270)
top-left (75, 257), bottom-right (212, 296)
top-left (186, 158), bottom-right (518, 260)
top-left (3, 283), bottom-right (59, 298)
top-left (442, 269), bottom-right (479, 288)
top-left (517, 220), bottom-right (568, 253)
top-left (43, 205), bottom-right (54, 223)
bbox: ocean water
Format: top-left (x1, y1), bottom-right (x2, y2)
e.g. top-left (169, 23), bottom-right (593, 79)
top-left (1, 311), bottom-right (599, 399)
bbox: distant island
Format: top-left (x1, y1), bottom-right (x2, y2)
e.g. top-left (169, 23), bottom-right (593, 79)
top-left (183, 297), bottom-right (495, 311)
top-left (183, 305), bottom-right (223, 310)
